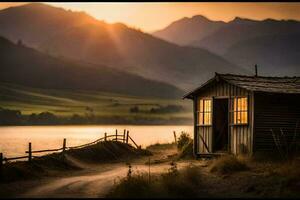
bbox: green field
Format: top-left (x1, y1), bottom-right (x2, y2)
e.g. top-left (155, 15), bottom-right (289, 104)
top-left (0, 83), bottom-right (193, 124)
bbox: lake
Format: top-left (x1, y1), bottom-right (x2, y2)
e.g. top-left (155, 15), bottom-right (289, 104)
top-left (0, 125), bottom-right (193, 158)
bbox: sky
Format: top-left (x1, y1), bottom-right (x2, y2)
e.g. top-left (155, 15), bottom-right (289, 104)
top-left (0, 2), bottom-right (300, 32)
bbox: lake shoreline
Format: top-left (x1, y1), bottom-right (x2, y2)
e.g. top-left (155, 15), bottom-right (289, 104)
top-left (0, 125), bottom-right (193, 158)
top-left (0, 123), bottom-right (193, 127)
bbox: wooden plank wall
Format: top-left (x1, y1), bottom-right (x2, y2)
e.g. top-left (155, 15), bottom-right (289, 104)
top-left (254, 93), bottom-right (300, 152)
top-left (195, 79), bottom-right (253, 155)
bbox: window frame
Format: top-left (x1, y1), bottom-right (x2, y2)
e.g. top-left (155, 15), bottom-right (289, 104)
top-left (230, 96), bottom-right (249, 126)
top-left (196, 97), bottom-right (213, 127)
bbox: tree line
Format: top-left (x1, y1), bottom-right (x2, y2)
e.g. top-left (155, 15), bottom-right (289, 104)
top-left (0, 107), bottom-right (192, 126)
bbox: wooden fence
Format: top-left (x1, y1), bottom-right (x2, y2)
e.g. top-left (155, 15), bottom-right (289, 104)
top-left (0, 129), bottom-right (140, 166)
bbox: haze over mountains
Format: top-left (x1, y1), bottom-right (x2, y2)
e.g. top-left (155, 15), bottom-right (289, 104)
top-left (0, 3), bottom-right (247, 91)
top-left (154, 15), bottom-right (300, 76)
top-left (0, 36), bottom-right (183, 98)
top-left (0, 3), bottom-right (299, 99)
top-left (153, 15), bottom-right (226, 46)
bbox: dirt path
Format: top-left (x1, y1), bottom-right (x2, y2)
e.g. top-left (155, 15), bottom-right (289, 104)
top-left (0, 145), bottom-right (192, 198)
top-left (18, 161), bottom-right (191, 198)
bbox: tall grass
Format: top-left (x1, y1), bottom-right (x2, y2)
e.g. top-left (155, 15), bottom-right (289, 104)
top-left (209, 155), bottom-right (249, 175)
top-left (107, 162), bottom-right (206, 198)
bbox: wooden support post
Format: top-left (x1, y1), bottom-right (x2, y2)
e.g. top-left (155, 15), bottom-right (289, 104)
top-left (28, 142), bottom-right (32, 162)
top-left (173, 131), bottom-right (177, 144)
top-left (126, 131), bottom-right (129, 144)
top-left (0, 153), bottom-right (3, 168)
top-left (123, 129), bottom-right (126, 143)
top-left (116, 129), bottom-right (118, 141)
top-left (63, 138), bottom-right (66, 152)
top-left (104, 132), bottom-right (107, 141)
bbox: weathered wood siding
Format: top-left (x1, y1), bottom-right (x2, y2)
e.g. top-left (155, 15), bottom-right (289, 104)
top-left (254, 93), bottom-right (300, 152)
top-left (194, 79), bottom-right (254, 155)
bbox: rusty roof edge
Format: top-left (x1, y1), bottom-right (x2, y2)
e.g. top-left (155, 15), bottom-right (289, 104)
top-left (182, 73), bottom-right (300, 100)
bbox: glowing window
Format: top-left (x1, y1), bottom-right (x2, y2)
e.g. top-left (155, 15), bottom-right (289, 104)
top-left (233, 97), bottom-right (248, 124)
top-left (197, 99), bottom-right (212, 125)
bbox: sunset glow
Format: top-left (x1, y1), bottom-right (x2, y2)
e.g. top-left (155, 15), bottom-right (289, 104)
top-left (1, 2), bottom-right (300, 32)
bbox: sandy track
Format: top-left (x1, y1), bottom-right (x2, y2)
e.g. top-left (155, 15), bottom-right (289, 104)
top-left (17, 160), bottom-right (190, 198)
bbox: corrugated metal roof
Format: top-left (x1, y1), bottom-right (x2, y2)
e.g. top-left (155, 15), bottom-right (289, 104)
top-left (183, 73), bottom-right (300, 99)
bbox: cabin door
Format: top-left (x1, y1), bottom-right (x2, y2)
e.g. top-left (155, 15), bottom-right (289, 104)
top-left (213, 98), bottom-right (229, 152)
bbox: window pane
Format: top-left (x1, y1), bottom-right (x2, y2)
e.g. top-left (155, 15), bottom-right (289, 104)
top-left (199, 99), bottom-right (203, 112)
top-left (205, 100), bottom-right (211, 112)
top-left (241, 111), bottom-right (248, 123)
top-left (234, 98), bottom-right (237, 112)
top-left (197, 99), bottom-right (212, 125)
top-left (198, 112), bottom-right (203, 125)
top-left (233, 97), bottom-right (248, 124)
top-left (204, 113), bottom-right (210, 124)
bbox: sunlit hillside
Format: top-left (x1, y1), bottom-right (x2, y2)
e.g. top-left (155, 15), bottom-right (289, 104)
top-left (0, 83), bottom-right (192, 124)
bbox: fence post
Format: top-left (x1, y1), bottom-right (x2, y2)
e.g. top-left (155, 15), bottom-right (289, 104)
top-left (0, 153), bottom-right (3, 169)
top-left (28, 142), bottom-right (32, 162)
top-left (173, 131), bottom-right (177, 144)
top-left (126, 131), bottom-right (129, 144)
top-left (116, 129), bottom-right (118, 141)
top-left (123, 129), bottom-right (126, 143)
top-left (104, 132), bottom-right (107, 141)
top-left (63, 138), bottom-right (66, 152)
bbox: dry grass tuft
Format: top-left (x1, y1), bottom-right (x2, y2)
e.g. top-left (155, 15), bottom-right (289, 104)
top-left (107, 163), bottom-right (207, 198)
top-left (209, 155), bottom-right (249, 174)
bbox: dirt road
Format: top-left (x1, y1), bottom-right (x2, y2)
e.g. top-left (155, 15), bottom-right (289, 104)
top-left (0, 145), bottom-right (193, 198)
top-left (17, 160), bottom-right (191, 198)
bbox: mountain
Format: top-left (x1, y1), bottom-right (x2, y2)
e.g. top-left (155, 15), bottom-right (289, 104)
top-left (0, 3), bottom-right (246, 90)
top-left (0, 36), bottom-right (184, 98)
top-left (191, 17), bottom-right (300, 55)
top-left (152, 15), bottom-right (226, 46)
top-left (223, 34), bottom-right (300, 76)
top-left (153, 15), bottom-right (300, 76)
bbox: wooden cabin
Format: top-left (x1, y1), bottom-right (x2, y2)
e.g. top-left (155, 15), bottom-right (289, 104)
top-left (183, 73), bottom-right (300, 157)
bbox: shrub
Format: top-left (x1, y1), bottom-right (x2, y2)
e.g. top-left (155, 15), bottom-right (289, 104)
top-left (108, 173), bottom-right (156, 198)
top-left (177, 132), bottom-right (192, 151)
top-left (178, 139), bottom-right (194, 159)
top-left (209, 155), bottom-right (249, 174)
top-left (107, 163), bottom-right (205, 198)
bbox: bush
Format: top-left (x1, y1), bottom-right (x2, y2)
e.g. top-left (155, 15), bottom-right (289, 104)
top-left (209, 155), bottom-right (249, 174)
top-left (107, 163), bottom-right (206, 198)
top-left (178, 139), bottom-right (194, 159)
top-left (177, 132), bottom-right (192, 151)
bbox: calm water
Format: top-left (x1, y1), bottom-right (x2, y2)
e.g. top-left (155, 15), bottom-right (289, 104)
top-left (0, 125), bottom-right (193, 158)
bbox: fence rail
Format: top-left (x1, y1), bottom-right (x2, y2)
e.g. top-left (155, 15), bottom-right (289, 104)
top-left (0, 129), bottom-right (139, 166)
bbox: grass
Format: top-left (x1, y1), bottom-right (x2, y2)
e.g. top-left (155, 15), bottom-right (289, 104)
top-left (178, 139), bottom-right (194, 159)
top-left (107, 163), bottom-right (207, 198)
top-left (146, 142), bottom-right (176, 151)
top-left (0, 82), bottom-right (192, 124)
top-left (209, 155), bottom-right (249, 175)
top-left (67, 141), bottom-right (152, 164)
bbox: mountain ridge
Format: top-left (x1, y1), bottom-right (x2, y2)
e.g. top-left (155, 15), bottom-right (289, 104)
top-left (0, 35), bottom-right (184, 98)
top-left (0, 3), bottom-right (247, 90)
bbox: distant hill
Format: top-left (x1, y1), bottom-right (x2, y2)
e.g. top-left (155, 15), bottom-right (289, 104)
top-left (0, 3), bottom-right (246, 90)
top-left (152, 15), bottom-right (225, 46)
top-left (0, 36), bottom-right (184, 98)
top-left (224, 34), bottom-right (300, 76)
top-left (153, 15), bottom-right (300, 77)
top-left (191, 17), bottom-right (300, 55)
